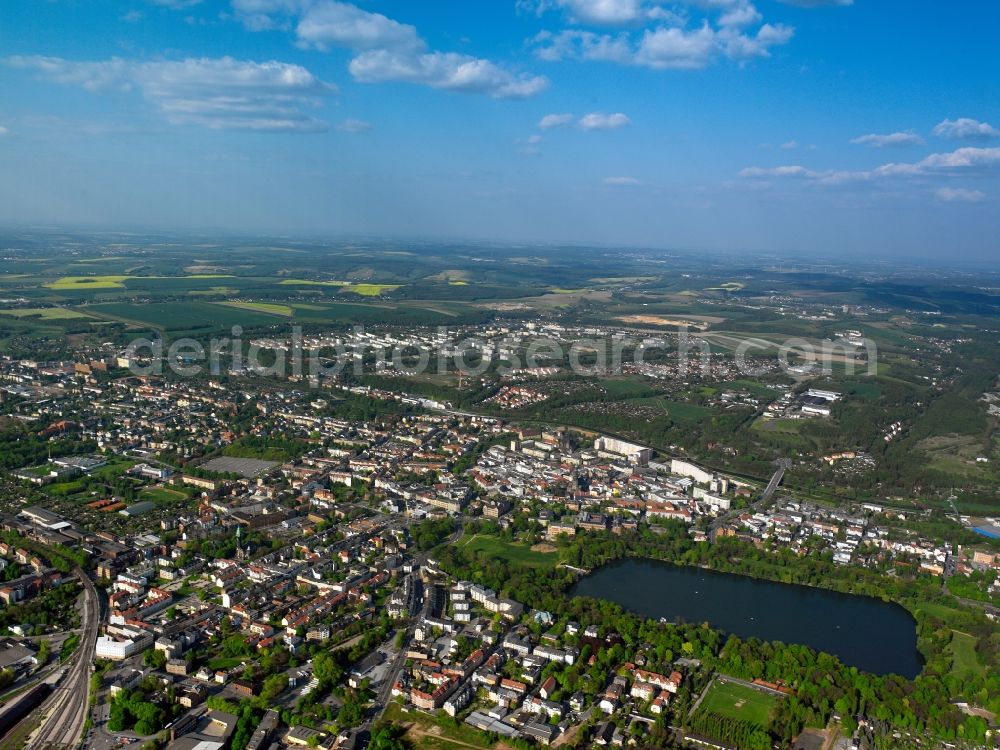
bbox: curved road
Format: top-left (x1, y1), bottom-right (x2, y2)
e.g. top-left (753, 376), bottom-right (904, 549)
top-left (20, 568), bottom-right (100, 750)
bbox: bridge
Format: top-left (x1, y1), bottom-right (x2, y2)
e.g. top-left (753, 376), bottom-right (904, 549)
top-left (709, 459), bottom-right (789, 542)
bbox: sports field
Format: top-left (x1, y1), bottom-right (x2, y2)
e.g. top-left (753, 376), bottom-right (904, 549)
top-left (697, 679), bottom-right (780, 726)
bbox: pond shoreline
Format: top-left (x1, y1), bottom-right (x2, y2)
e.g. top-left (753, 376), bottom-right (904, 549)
top-left (568, 556), bottom-right (923, 678)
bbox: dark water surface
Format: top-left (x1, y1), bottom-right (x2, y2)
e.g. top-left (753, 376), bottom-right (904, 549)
top-left (569, 558), bottom-right (922, 678)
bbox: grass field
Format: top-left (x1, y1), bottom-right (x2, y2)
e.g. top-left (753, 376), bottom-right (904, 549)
top-left (382, 703), bottom-right (499, 750)
top-left (89, 458), bottom-right (138, 481)
top-left (456, 533), bottom-right (559, 568)
top-left (696, 679), bottom-right (780, 727)
top-left (947, 631), bottom-right (986, 678)
top-left (628, 397), bottom-right (712, 423)
top-left (753, 417), bottom-right (805, 435)
top-left (140, 487), bottom-right (189, 503)
top-left (0, 307), bottom-right (91, 320)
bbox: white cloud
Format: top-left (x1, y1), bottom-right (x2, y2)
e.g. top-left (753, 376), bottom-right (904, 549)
top-left (634, 24), bottom-right (720, 68)
top-left (933, 118), bottom-right (999, 142)
top-left (719, 1), bottom-right (762, 28)
top-left (604, 175), bottom-right (640, 185)
top-left (121, 10), bottom-right (145, 22)
top-left (538, 113), bottom-right (574, 129)
top-left (526, 134), bottom-right (544, 144)
top-left (293, 1), bottom-right (423, 52)
top-left (5, 55), bottom-right (334, 131)
top-left (349, 50), bottom-right (547, 99)
top-left (232, 0), bottom-right (547, 99)
top-left (739, 146), bottom-right (1000, 187)
top-left (0, 126), bottom-right (8, 136)
top-left (337, 118), bottom-right (370, 133)
top-left (532, 30), bottom-right (633, 64)
top-left (739, 165), bottom-right (814, 178)
top-left (579, 112), bottom-right (631, 130)
top-left (919, 146), bottom-right (1000, 170)
top-left (850, 131), bottom-right (924, 148)
top-left (528, 0), bottom-right (662, 25)
top-left (780, 140), bottom-right (797, 149)
top-left (533, 19), bottom-right (792, 69)
top-left (935, 187), bottom-right (986, 203)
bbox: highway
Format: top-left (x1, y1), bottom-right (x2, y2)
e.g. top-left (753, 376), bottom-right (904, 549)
top-left (19, 568), bottom-right (100, 750)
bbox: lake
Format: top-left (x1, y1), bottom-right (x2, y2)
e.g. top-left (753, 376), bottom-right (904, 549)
top-left (569, 558), bottom-right (922, 678)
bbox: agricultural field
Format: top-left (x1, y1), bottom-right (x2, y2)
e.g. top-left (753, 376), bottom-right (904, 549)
top-left (218, 301), bottom-right (295, 316)
top-left (0, 307), bottom-right (91, 320)
top-left (85, 301), bottom-right (286, 331)
top-left (43, 274), bottom-right (233, 290)
top-left (44, 275), bottom-right (131, 290)
top-left (343, 283), bottom-right (401, 296)
top-left (278, 278), bottom-right (349, 287)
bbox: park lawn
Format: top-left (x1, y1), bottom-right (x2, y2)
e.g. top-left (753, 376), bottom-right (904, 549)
top-left (948, 631), bottom-right (986, 678)
top-left (457, 533), bottom-right (559, 568)
top-left (913, 601), bottom-right (965, 621)
top-left (697, 679), bottom-right (780, 727)
top-left (0, 307), bottom-right (92, 320)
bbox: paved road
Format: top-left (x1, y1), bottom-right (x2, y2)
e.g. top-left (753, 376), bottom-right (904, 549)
top-left (760, 459), bottom-right (790, 503)
top-left (19, 568), bottom-right (100, 750)
top-left (368, 520), bottom-right (463, 726)
top-left (709, 459), bottom-right (788, 541)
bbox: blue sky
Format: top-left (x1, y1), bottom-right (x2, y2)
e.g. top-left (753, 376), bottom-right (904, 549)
top-left (0, 0), bottom-right (998, 260)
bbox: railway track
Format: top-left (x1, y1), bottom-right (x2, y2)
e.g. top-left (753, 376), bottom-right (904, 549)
top-left (18, 569), bottom-right (100, 750)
